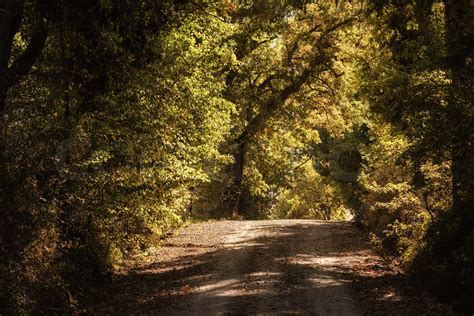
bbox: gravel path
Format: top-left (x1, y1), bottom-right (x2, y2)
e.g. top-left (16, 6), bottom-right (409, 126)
top-left (86, 220), bottom-right (451, 315)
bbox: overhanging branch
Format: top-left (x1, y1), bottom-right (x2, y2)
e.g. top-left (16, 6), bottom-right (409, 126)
top-left (234, 12), bottom-right (361, 145)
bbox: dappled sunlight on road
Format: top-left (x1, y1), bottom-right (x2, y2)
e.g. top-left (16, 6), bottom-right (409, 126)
top-left (87, 220), bottom-right (451, 315)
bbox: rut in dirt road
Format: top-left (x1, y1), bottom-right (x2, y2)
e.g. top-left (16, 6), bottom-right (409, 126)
top-left (88, 220), bottom-right (451, 315)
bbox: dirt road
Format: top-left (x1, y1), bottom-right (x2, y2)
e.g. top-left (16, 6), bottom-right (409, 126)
top-left (87, 220), bottom-right (451, 315)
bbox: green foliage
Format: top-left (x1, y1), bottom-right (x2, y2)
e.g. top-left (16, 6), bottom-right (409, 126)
top-left (270, 164), bottom-right (350, 220)
top-left (1, 0), bottom-right (473, 313)
top-left (1, 1), bottom-right (235, 313)
top-left (346, 1), bottom-right (474, 311)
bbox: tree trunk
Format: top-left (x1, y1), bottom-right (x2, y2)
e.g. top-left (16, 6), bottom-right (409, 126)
top-left (0, 0), bottom-right (23, 111)
top-left (0, 0), bottom-right (22, 200)
top-left (0, 0), bottom-right (47, 248)
top-left (0, 0), bottom-right (47, 167)
top-left (233, 142), bottom-right (246, 211)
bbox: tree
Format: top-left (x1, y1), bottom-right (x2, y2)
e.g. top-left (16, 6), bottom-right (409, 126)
top-left (1, 1), bottom-right (235, 312)
top-left (351, 0), bottom-right (474, 309)
top-left (219, 1), bottom-right (366, 216)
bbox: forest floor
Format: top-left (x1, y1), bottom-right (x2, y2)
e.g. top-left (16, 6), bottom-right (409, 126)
top-left (84, 220), bottom-right (452, 315)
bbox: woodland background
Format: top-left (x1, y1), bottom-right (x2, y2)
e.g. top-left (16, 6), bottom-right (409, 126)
top-left (0, 0), bottom-right (473, 313)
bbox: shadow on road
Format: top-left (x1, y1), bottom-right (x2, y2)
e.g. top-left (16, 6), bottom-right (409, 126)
top-left (85, 221), bottom-right (450, 315)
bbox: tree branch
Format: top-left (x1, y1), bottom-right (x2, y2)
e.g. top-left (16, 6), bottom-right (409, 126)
top-left (8, 27), bottom-right (48, 85)
top-left (236, 54), bottom-right (324, 144)
top-left (294, 156), bottom-right (312, 171)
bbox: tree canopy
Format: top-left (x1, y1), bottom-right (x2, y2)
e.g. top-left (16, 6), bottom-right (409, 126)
top-left (0, 0), bottom-right (472, 313)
